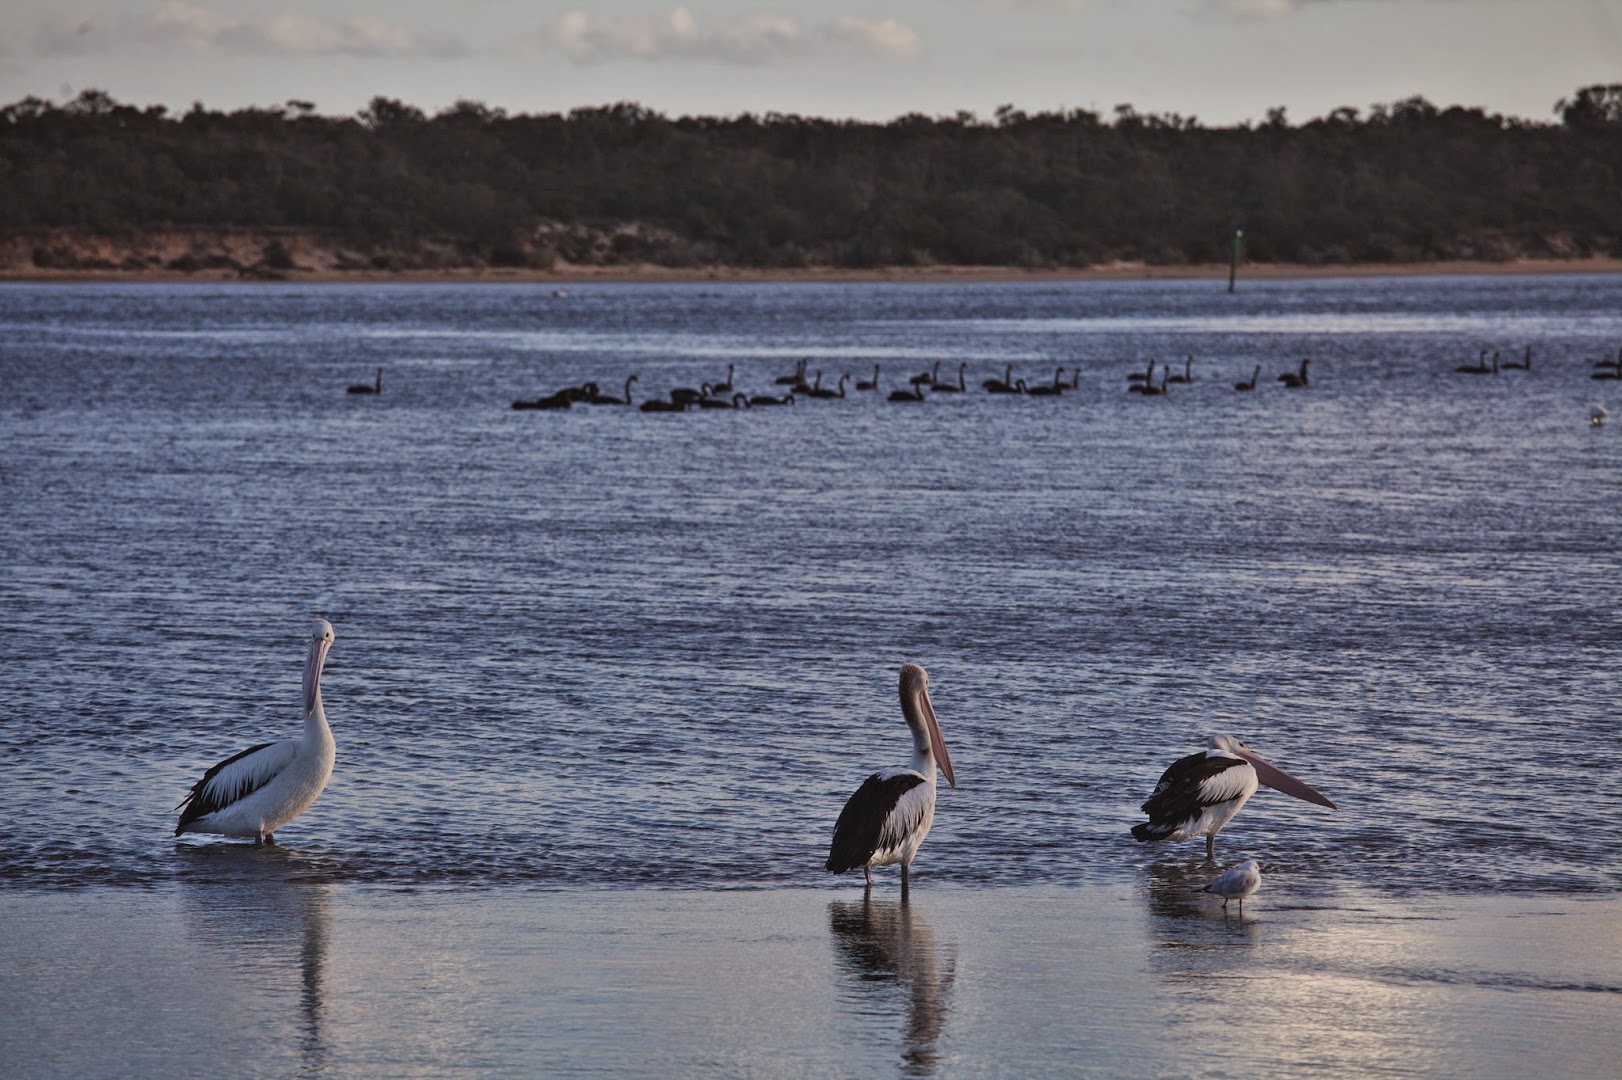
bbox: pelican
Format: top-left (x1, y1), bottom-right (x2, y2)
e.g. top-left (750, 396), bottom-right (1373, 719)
top-left (1203, 860), bottom-right (1261, 911)
top-left (1234, 365), bottom-right (1260, 391)
top-left (1132, 733), bottom-right (1336, 860)
top-left (175, 620), bottom-right (337, 844)
top-left (346, 368), bottom-right (381, 395)
top-left (827, 664), bottom-right (956, 895)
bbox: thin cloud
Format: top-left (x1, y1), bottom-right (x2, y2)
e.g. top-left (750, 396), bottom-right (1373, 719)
top-left (548, 7), bottom-right (923, 66)
top-left (983, 0), bottom-right (1308, 18)
top-left (37, 3), bottom-right (467, 58)
top-left (981, 1), bottom-right (1093, 11)
top-left (826, 17), bottom-right (923, 60)
top-left (1201, 0), bottom-right (1302, 20)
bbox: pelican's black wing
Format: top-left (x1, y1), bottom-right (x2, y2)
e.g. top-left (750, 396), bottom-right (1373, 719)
top-left (826, 770), bottom-right (927, 874)
top-left (1131, 751), bottom-right (1247, 841)
top-left (174, 740), bottom-right (288, 834)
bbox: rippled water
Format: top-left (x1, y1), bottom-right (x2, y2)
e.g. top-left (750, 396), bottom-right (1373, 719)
top-left (3, 275), bottom-right (1620, 893)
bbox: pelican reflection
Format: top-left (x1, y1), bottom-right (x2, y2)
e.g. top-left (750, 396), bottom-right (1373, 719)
top-left (829, 896), bottom-right (955, 1077)
top-left (177, 845), bottom-right (334, 1076)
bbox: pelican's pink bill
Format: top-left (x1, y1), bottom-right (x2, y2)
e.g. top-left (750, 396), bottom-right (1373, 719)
top-left (1238, 750), bottom-right (1336, 809)
top-left (303, 628), bottom-right (332, 717)
top-left (920, 688), bottom-right (955, 788)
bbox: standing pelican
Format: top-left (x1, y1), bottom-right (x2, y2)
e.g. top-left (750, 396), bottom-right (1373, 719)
top-left (175, 620), bottom-right (338, 844)
top-left (1203, 860), bottom-right (1261, 911)
top-left (1132, 733), bottom-right (1336, 860)
top-left (827, 664), bottom-right (957, 895)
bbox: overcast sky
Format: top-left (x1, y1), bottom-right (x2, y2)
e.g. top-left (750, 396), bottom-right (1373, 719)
top-left (2, 1), bottom-right (1617, 126)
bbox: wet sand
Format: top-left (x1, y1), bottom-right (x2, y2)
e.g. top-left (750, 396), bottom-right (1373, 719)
top-left (4, 867), bottom-right (1618, 1078)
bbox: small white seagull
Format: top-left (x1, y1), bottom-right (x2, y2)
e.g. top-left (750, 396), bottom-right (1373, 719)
top-left (1203, 859), bottom-right (1262, 911)
top-left (1590, 404), bottom-right (1609, 427)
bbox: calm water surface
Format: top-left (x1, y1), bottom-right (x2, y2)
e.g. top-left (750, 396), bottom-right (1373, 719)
top-left (2, 275), bottom-right (1620, 894)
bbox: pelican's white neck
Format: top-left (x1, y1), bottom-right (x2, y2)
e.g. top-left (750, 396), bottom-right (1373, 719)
top-left (909, 723), bottom-right (937, 781)
top-left (302, 622), bottom-right (335, 736)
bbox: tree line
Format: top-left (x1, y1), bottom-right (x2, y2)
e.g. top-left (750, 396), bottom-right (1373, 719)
top-left (3, 85), bottom-right (1620, 271)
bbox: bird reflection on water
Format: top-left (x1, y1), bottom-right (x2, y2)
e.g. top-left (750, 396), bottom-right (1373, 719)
top-left (1143, 859), bottom-right (1264, 934)
top-left (176, 844), bottom-right (334, 1077)
top-left (829, 897), bottom-right (956, 1077)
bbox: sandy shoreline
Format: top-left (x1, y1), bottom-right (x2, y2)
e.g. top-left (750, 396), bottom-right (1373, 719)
top-left (5, 256), bottom-right (1622, 286)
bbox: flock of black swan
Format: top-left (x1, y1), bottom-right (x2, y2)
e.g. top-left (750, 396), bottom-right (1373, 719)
top-left (505, 356), bottom-right (1322, 411)
top-left (345, 344), bottom-right (1622, 413)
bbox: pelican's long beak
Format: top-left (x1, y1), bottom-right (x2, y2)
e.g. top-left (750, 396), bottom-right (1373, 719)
top-left (303, 632), bottom-right (332, 717)
top-left (1236, 748), bottom-right (1336, 809)
top-left (919, 686), bottom-right (956, 788)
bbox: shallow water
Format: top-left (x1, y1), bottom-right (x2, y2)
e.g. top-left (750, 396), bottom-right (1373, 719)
top-left (2, 276), bottom-right (1621, 894)
top-left (3, 878), bottom-right (1619, 1078)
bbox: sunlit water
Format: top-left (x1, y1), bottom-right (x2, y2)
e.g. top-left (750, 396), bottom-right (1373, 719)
top-left (2, 276), bottom-right (1620, 894)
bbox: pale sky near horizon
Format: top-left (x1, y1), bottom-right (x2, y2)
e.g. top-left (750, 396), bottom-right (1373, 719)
top-left (1, 1), bottom-right (1617, 126)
